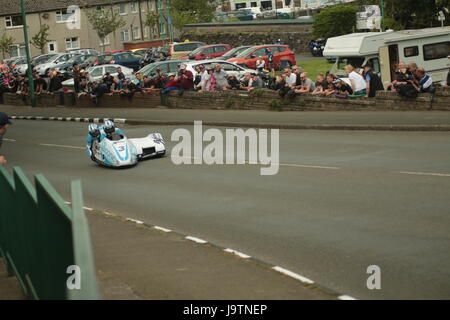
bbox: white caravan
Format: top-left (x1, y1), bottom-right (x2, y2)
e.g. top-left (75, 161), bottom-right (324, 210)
top-left (323, 27), bottom-right (450, 86)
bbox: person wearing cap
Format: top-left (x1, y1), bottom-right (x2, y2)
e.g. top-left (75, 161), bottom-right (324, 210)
top-left (362, 63), bottom-right (384, 98)
top-left (0, 112), bottom-right (12, 166)
top-left (178, 63), bottom-right (194, 91)
top-left (162, 73), bottom-right (181, 95)
top-left (333, 78), bottom-right (353, 98)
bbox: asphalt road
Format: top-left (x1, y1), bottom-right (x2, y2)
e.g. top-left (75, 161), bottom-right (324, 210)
top-left (2, 120), bottom-right (450, 299)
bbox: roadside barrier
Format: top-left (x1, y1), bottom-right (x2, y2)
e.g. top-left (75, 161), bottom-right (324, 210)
top-left (0, 166), bottom-right (99, 300)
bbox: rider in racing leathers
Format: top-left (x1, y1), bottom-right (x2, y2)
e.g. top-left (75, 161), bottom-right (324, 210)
top-left (86, 121), bottom-right (124, 157)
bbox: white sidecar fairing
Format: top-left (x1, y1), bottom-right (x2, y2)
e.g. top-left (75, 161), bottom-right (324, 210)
top-left (92, 135), bottom-right (139, 167)
top-left (129, 133), bottom-right (166, 159)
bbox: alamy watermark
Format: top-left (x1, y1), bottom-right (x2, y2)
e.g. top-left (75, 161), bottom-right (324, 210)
top-left (66, 265), bottom-right (81, 290)
top-left (366, 265), bottom-right (381, 290)
top-left (171, 121), bottom-right (280, 176)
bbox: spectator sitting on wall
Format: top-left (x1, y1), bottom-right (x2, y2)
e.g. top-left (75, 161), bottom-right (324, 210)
top-left (89, 81), bottom-right (109, 105)
top-left (333, 79), bottom-right (353, 98)
top-left (246, 73), bottom-right (264, 92)
top-left (408, 62), bottom-right (420, 84)
top-left (194, 65), bottom-right (205, 89)
top-left (323, 74), bottom-right (337, 96)
top-left (412, 68), bottom-right (434, 93)
top-left (270, 74), bottom-right (286, 91)
top-left (240, 73), bottom-right (253, 91)
top-left (387, 62), bottom-right (414, 92)
top-left (344, 65), bottom-right (366, 96)
top-left (162, 73), bottom-right (181, 94)
top-left (178, 64), bottom-right (194, 91)
top-left (102, 72), bottom-right (116, 91)
top-left (201, 67), bottom-right (217, 92)
top-left (16, 76), bottom-right (29, 100)
top-left (0, 112), bottom-right (12, 166)
top-left (294, 72), bottom-right (316, 95)
top-left (362, 63), bottom-right (384, 98)
top-left (5, 73), bottom-right (18, 93)
top-left (151, 68), bottom-right (167, 89)
top-left (73, 62), bottom-right (82, 93)
top-left (227, 75), bottom-right (241, 90)
top-left (119, 78), bottom-right (142, 99)
top-left (279, 68), bottom-right (297, 98)
top-left (34, 72), bottom-right (47, 95)
top-left (47, 71), bottom-right (63, 93)
top-left (312, 73), bottom-right (327, 96)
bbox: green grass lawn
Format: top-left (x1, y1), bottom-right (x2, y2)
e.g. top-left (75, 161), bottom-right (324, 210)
top-left (297, 59), bottom-right (333, 81)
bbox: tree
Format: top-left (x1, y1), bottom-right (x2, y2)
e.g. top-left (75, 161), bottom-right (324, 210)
top-left (86, 4), bottom-right (126, 51)
top-left (0, 34), bottom-right (14, 59)
top-left (353, 0), bottom-right (449, 30)
top-left (145, 11), bottom-right (160, 38)
top-left (313, 6), bottom-right (358, 39)
top-left (172, 0), bottom-right (214, 30)
top-left (30, 24), bottom-right (50, 54)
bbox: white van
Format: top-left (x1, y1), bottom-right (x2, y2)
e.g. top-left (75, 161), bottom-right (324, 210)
top-left (323, 27), bottom-right (450, 86)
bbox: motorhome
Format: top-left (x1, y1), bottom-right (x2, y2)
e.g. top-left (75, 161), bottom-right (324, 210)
top-left (323, 27), bottom-right (450, 86)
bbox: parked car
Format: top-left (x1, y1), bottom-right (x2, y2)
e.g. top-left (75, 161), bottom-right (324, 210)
top-left (61, 64), bottom-right (134, 87)
top-left (69, 48), bottom-right (100, 55)
top-left (183, 44), bottom-right (232, 60)
top-left (54, 54), bottom-right (98, 78)
top-left (34, 52), bottom-right (80, 76)
top-left (14, 53), bottom-right (58, 75)
top-left (129, 48), bottom-right (149, 56)
top-left (184, 60), bottom-right (258, 79)
top-left (220, 46), bottom-right (253, 60)
top-left (168, 41), bottom-right (206, 59)
top-left (137, 60), bottom-right (186, 78)
top-left (227, 44), bottom-right (296, 70)
top-left (96, 52), bottom-right (142, 71)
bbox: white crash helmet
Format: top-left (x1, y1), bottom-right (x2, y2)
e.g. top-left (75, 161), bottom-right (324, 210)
top-left (88, 123), bottom-right (100, 137)
top-left (103, 120), bottom-right (115, 135)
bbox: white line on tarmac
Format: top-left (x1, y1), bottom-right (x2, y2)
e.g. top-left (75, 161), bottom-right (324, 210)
top-left (154, 226), bottom-right (172, 233)
top-left (3, 138), bottom-right (16, 142)
top-left (185, 236), bottom-right (208, 244)
top-left (338, 295), bottom-right (357, 300)
top-left (272, 266), bottom-right (315, 284)
top-left (39, 143), bottom-right (85, 150)
top-left (399, 171), bottom-right (450, 177)
top-left (224, 248), bottom-right (251, 259)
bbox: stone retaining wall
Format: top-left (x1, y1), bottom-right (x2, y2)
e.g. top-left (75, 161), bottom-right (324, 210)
top-left (1, 87), bottom-right (449, 111)
top-left (165, 87), bottom-right (450, 111)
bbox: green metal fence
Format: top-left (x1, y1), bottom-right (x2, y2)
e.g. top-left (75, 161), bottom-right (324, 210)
top-left (0, 166), bottom-right (99, 300)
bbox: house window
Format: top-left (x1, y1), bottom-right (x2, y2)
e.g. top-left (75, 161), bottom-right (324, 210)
top-left (100, 35), bottom-right (110, 46)
top-left (9, 44), bottom-right (26, 57)
top-left (423, 42), bottom-right (450, 61)
top-left (143, 27), bottom-right (149, 39)
top-left (5, 15), bottom-right (23, 28)
top-left (56, 9), bottom-right (74, 23)
top-left (121, 29), bottom-right (130, 42)
top-left (131, 2), bottom-right (138, 13)
top-left (404, 46), bottom-right (419, 58)
top-left (117, 4), bottom-right (127, 15)
top-left (65, 37), bottom-right (79, 50)
top-left (133, 27), bottom-right (141, 40)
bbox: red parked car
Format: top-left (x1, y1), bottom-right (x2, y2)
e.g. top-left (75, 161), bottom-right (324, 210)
top-left (227, 45), bottom-right (296, 70)
top-left (182, 44), bottom-right (232, 60)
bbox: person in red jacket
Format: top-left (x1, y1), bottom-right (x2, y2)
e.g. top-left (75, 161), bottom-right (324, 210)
top-left (162, 73), bottom-right (180, 95)
top-left (178, 64), bottom-right (194, 90)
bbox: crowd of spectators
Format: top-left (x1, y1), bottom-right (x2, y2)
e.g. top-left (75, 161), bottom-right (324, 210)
top-left (1, 56), bottom-right (449, 106)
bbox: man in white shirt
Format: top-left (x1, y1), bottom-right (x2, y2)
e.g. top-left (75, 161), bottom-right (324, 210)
top-left (345, 65), bottom-right (367, 96)
top-left (285, 68), bottom-right (297, 87)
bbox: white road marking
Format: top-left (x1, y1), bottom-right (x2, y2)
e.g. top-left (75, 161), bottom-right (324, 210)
top-left (338, 295), bottom-right (357, 300)
top-left (279, 163), bottom-right (341, 170)
top-left (104, 211), bottom-right (116, 216)
top-left (39, 143), bottom-right (84, 150)
top-left (154, 226), bottom-right (172, 233)
top-left (185, 236), bottom-right (208, 244)
top-left (3, 138), bottom-right (16, 142)
top-left (399, 171), bottom-right (450, 177)
top-left (224, 248), bottom-right (251, 259)
top-left (83, 206), bottom-right (93, 211)
top-left (272, 266), bottom-right (314, 284)
top-left (126, 218), bottom-right (144, 224)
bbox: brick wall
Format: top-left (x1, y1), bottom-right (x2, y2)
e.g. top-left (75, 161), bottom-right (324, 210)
top-left (1, 87), bottom-right (449, 111)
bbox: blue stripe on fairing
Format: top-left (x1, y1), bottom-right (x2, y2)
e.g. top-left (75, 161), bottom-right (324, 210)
top-left (112, 143), bottom-right (129, 161)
